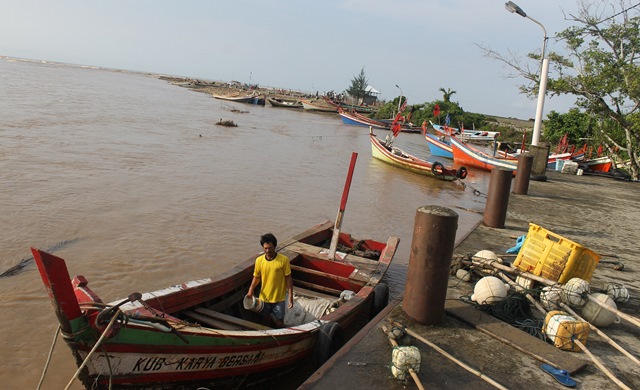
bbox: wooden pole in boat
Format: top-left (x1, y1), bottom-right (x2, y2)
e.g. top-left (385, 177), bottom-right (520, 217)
top-left (329, 152), bottom-right (358, 260)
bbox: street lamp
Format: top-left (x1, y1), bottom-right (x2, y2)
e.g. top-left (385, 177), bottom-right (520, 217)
top-left (505, 1), bottom-right (549, 147)
top-left (395, 84), bottom-right (403, 114)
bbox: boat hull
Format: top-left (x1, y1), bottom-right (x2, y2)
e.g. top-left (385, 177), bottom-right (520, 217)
top-left (424, 133), bottom-right (453, 158)
top-left (450, 135), bottom-right (517, 173)
top-left (370, 131), bottom-right (461, 181)
top-left (32, 221), bottom-right (399, 389)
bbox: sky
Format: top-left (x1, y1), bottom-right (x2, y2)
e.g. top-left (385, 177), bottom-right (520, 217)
top-left (1, 0), bottom-right (592, 119)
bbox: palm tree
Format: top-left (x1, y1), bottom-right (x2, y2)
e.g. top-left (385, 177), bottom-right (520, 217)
top-left (439, 87), bottom-right (457, 102)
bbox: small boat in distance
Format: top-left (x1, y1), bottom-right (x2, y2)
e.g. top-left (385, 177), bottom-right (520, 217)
top-left (422, 121), bottom-right (453, 158)
top-left (32, 221), bottom-right (399, 389)
top-left (300, 98), bottom-right (338, 112)
top-left (213, 93), bottom-right (266, 106)
top-left (430, 121), bottom-right (500, 143)
top-left (267, 97), bottom-right (303, 109)
top-left (370, 128), bottom-right (466, 181)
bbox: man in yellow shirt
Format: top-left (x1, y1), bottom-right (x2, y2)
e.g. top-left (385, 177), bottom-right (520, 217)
top-left (246, 233), bottom-right (293, 328)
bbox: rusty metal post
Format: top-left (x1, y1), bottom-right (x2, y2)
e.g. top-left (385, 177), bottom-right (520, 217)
top-left (402, 206), bottom-right (458, 325)
top-left (513, 153), bottom-right (534, 195)
top-left (483, 168), bottom-right (513, 228)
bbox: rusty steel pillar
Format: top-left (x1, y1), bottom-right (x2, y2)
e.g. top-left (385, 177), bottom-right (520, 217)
top-left (513, 154), bottom-right (534, 195)
top-left (483, 168), bottom-right (513, 228)
top-left (402, 206), bottom-right (458, 325)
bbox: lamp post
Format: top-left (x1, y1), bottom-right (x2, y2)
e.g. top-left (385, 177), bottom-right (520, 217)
top-left (505, 1), bottom-right (548, 147)
top-left (395, 84), bottom-right (403, 114)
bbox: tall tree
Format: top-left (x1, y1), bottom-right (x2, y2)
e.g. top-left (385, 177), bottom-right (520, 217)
top-left (480, 0), bottom-right (640, 180)
top-left (439, 87), bottom-right (457, 102)
top-left (346, 67), bottom-right (369, 101)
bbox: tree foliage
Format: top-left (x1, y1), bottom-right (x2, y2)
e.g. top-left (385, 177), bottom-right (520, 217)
top-left (346, 67), bottom-right (368, 100)
top-left (481, 0), bottom-right (640, 180)
top-left (439, 87), bottom-right (457, 102)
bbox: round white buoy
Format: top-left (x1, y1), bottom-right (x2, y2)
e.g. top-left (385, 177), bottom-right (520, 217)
top-left (391, 346), bottom-right (421, 381)
top-left (581, 293), bottom-right (621, 327)
top-left (456, 269), bottom-right (472, 282)
top-left (605, 283), bottom-right (630, 303)
top-left (540, 285), bottom-right (563, 311)
top-left (474, 250), bottom-right (500, 261)
top-left (561, 278), bottom-right (590, 307)
top-left (471, 276), bottom-right (510, 304)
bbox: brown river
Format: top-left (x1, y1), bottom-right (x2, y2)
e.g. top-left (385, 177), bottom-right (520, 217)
top-left (0, 58), bottom-right (491, 388)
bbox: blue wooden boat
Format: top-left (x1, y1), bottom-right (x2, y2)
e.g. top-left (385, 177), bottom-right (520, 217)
top-left (422, 121), bottom-right (453, 158)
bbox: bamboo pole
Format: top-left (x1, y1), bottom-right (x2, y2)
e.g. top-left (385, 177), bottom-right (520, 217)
top-left (573, 339), bottom-right (633, 390)
top-left (559, 302), bottom-right (640, 367)
top-left (381, 325), bottom-right (425, 390)
top-left (393, 322), bottom-right (508, 390)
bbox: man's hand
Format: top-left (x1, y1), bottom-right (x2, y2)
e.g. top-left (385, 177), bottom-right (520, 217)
top-left (287, 296), bottom-right (294, 309)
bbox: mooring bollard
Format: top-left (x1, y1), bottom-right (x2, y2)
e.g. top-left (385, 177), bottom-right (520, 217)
top-left (513, 153), bottom-right (534, 195)
top-left (402, 206), bottom-right (458, 325)
top-left (484, 168), bottom-right (513, 228)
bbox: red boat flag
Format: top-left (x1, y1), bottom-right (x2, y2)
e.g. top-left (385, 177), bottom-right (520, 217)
top-left (433, 104), bottom-right (441, 117)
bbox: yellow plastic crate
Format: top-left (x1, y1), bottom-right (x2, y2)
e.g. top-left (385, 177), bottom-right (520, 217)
top-left (513, 223), bottom-right (600, 283)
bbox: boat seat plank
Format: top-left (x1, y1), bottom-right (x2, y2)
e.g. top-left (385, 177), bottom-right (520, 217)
top-left (182, 310), bottom-right (243, 331)
top-left (294, 280), bottom-right (341, 296)
top-left (294, 285), bottom-right (340, 301)
top-left (193, 307), bottom-right (271, 331)
top-left (284, 241), bottom-right (381, 269)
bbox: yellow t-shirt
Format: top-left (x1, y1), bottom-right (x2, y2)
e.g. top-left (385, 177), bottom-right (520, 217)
top-left (253, 253), bottom-right (291, 303)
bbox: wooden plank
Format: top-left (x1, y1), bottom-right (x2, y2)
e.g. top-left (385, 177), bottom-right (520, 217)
top-left (193, 307), bottom-right (271, 331)
top-left (294, 286), bottom-right (339, 301)
top-left (445, 300), bottom-right (588, 374)
top-left (182, 310), bottom-right (243, 331)
top-left (294, 280), bottom-right (341, 296)
top-left (208, 289), bottom-right (246, 313)
top-left (285, 241), bottom-right (380, 269)
top-left (291, 264), bottom-right (366, 286)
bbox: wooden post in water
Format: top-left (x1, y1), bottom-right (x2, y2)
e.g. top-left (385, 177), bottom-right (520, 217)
top-left (402, 206), bottom-right (458, 325)
top-left (328, 152), bottom-right (358, 260)
top-left (483, 168), bottom-right (513, 228)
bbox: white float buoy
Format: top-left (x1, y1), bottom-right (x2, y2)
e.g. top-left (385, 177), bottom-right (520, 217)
top-left (540, 285), bottom-right (563, 311)
top-left (474, 250), bottom-right (500, 261)
top-left (605, 283), bottom-right (630, 303)
top-left (581, 293), bottom-right (621, 327)
top-left (562, 277), bottom-right (590, 307)
top-left (471, 276), bottom-right (510, 304)
top-left (456, 269), bottom-right (472, 282)
top-left (391, 346), bottom-right (421, 381)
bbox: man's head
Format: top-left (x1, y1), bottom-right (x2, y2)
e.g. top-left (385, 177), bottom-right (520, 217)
top-left (260, 233), bottom-right (278, 258)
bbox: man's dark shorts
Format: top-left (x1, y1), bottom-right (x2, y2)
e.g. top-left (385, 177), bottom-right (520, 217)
top-left (259, 301), bottom-right (286, 320)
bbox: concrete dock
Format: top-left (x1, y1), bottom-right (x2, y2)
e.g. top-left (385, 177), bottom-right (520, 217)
top-left (300, 170), bottom-right (640, 389)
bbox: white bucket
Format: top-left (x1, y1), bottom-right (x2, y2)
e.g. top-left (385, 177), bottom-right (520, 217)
top-left (243, 296), bottom-right (264, 312)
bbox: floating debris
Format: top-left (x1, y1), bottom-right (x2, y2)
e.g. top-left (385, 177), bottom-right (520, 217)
top-left (216, 118), bottom-right (238, 127)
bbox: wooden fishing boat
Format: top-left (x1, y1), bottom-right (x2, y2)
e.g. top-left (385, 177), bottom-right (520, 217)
top-left (580, 156), bottom-right (613, 173)
top-left (338, 110), bottom-right (419, 133)
top-left (369, 128), bottom-right (466, 181)
top-left (213, 94), bottom-right (266, 106)
top-left (267, 97), bottom-right (303, 109)
top-left (300, 99), bottom-right (338, 112)
top-left (338, 109), bottom-right (388, 129)
top-left (450, 134), bottom-right (518, 174)
top-left (421, 121), bottom-right (453, 158)
top-left (33, 221), bottom-right (399, 389)
top-left (431, 121), bottom-right (500, 143)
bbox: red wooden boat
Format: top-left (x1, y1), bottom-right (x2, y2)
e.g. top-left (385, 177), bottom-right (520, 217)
top-left (33, 221), bottom-right (399, 389)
